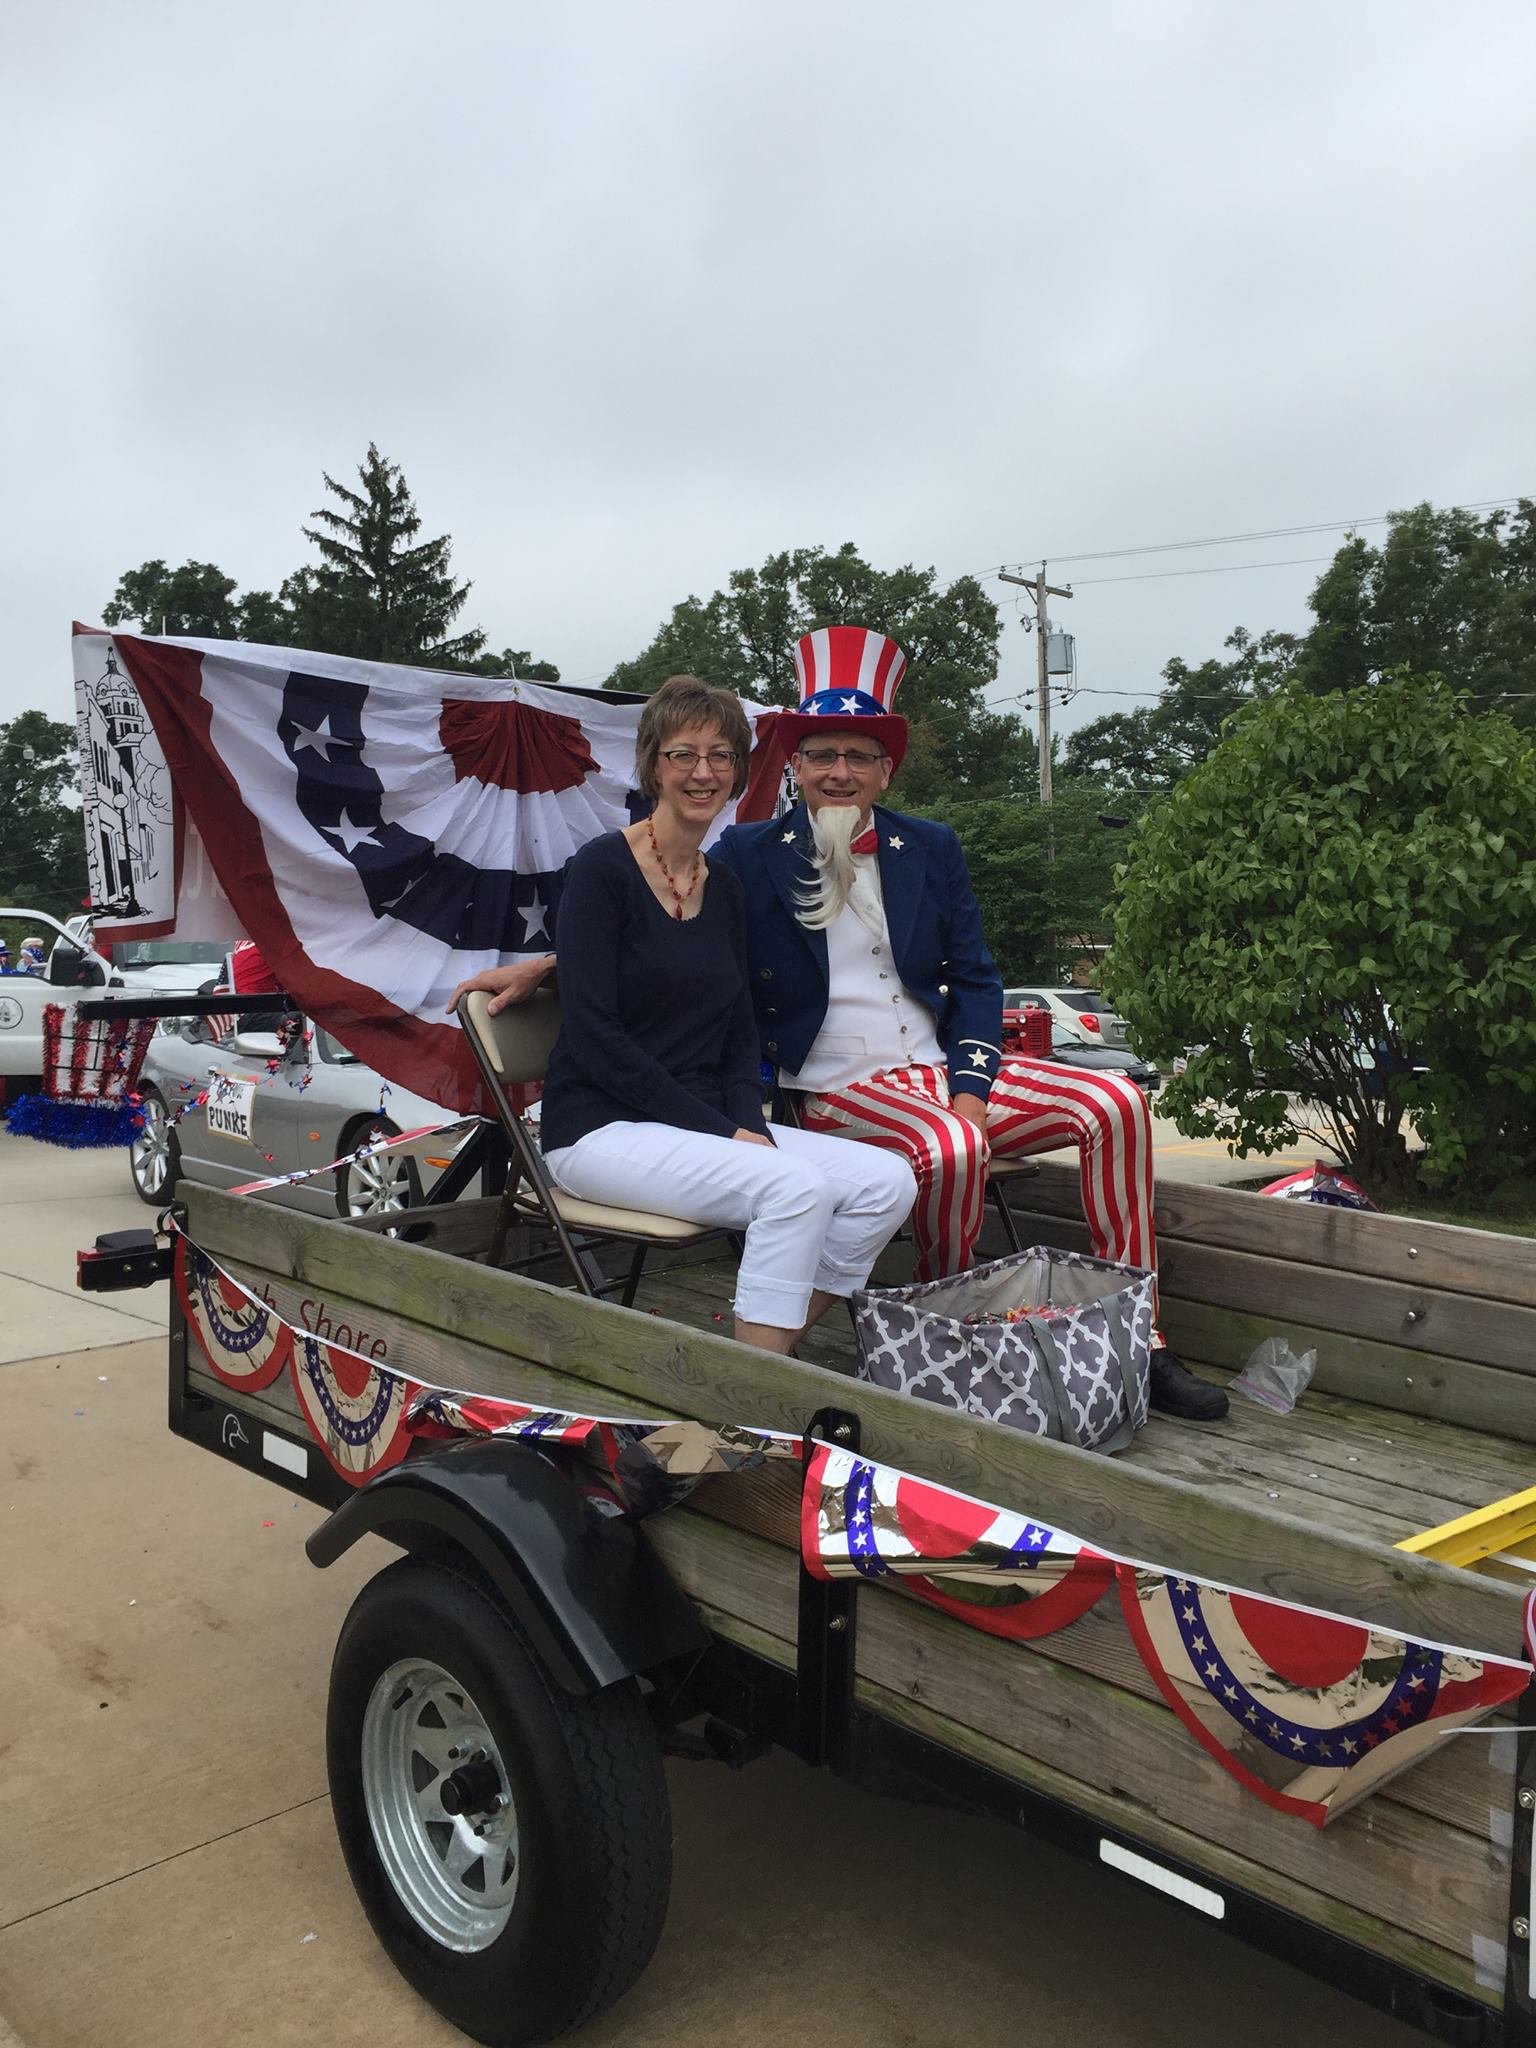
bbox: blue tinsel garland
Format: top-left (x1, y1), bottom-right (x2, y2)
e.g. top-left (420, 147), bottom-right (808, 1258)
top-left (2, 1094), bottom-right (147, 1148)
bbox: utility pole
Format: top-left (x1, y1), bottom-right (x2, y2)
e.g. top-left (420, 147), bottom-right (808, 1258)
top-left (999, 565), bottom-right (1073, 808)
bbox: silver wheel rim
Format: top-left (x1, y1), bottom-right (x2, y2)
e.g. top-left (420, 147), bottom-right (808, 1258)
top-left (360, 1657), bottom-right (520, 1952)
top-left (343, 1131), bottom-right (411, 1215)
top-left (131, 1096), bottom-right (170, 1195)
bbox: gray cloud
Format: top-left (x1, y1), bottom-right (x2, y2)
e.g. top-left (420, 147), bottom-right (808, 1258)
top-left (3, 0), bottom-right (1532, 737)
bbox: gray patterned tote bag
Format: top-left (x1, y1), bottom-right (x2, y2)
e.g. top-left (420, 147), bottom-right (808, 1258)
top-left (852, 1247), bottom-right (1155, 1453)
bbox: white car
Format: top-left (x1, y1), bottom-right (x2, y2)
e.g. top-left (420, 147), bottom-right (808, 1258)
top-left (1003, 986), bottom-right (1134, 1052)
top-left (130, 1013), bottom-right (468, 1218)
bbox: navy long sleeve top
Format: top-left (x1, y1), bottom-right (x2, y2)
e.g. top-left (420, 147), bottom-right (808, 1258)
top-left (539, 832), bottom-right (771, 1154)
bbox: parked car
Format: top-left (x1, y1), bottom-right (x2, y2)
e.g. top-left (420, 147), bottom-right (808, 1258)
top-left (1002, 986), bottom-right (1134, 1052)
top-left (130, 1014), bottom-right (466, 1217)
top-left (1044, 1041), bottom-right (1161, 1094)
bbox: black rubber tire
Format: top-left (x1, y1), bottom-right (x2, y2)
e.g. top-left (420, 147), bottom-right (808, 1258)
top-left (333, 1117), bottom-right (422, 1218)
top-left (130, 1088), bottom-right (181, 1206)
top-left (327, 1555), bottom-right (672, 2046)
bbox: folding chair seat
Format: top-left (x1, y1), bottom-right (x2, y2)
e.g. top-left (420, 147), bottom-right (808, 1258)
top-left (457, 989), bottom-right (721, 1305)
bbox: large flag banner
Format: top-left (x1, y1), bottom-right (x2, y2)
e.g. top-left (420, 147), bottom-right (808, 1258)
top-left (72, 630), bottom-right (785, 1111)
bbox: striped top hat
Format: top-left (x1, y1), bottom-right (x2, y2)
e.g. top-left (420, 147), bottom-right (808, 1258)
top-left (774, 625), bottom-right (909, 773)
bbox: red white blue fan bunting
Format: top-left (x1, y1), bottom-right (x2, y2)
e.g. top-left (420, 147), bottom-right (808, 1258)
top-left (290, 1331), bottom-right (419, 1484)
top-left (1117, 1565), bottom-right (1529, 1824)
top-left (175, 1237), bottom-right (292, 1391)
top-left (801, 1443), bottom-right (1113, 1641)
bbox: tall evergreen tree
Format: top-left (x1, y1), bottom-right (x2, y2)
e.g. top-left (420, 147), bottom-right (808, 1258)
top-left (290, 444), bottom-right (486, 666)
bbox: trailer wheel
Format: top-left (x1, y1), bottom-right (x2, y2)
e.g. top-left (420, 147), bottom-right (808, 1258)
top-left (327, 1556), bottom-right (671, 2046)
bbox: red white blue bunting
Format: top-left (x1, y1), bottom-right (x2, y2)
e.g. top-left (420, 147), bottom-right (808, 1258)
top-left (801, 1443), bottom-right (1114, 1640)
top-left (1117, 1566), bottom-right (1527, 1823)
top-left (171, 1225), bottom-right (1532, 1821)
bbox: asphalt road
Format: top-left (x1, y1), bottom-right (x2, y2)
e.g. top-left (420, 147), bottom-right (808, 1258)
top-left (0, 1134), bottom-right (1416, 2048)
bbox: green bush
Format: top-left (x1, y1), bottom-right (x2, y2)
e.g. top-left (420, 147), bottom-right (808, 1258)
top-left (1102, 674), bottom-right (1536, 1196)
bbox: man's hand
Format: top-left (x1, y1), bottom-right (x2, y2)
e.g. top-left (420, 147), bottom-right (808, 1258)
top-left (733, 1127), bottom-right (775, 1146)
top-left (951, 1090), bottom-right (989, 1132)
top-left (446, 954), bottom-right (555, 1017)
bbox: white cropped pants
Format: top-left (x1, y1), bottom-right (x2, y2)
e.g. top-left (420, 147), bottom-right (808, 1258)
top-left (545, 1121), bottom-right (915, 1330)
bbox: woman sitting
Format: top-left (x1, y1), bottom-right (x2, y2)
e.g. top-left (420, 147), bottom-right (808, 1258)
top-left (538, 675), bottom-right (914, 1356)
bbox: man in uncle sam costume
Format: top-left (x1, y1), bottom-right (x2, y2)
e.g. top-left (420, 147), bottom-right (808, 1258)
top-left (456, 625), bottom-right (1223, 1421)
top-left (709, 626), bottom-right (1222, 1421)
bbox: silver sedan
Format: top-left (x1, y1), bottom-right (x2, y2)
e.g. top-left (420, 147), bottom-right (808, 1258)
top-left (130, 1016), bottom-right (466, 1217)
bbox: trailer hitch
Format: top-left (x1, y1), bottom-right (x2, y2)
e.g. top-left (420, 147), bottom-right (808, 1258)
top-left (77, 1226), bottom-right (174, 1293)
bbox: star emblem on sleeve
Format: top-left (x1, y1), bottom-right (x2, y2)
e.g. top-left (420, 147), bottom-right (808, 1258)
top-left (967, 1046), bottom-right (993, 1071)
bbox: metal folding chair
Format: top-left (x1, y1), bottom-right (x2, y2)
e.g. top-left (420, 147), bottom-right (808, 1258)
top-left (457, 988), bottom-right (722, 1307)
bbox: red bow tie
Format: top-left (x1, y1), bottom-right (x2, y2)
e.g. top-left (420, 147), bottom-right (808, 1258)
top-left (850, 828), bottom-right (879, 856)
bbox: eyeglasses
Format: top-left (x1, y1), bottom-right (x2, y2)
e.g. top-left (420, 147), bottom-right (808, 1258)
top-left (658, 747), bottom-right (740, 771)
top-left (795, 745), bottom-right (887, 770)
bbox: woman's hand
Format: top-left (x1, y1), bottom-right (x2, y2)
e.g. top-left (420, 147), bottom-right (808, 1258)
top-left (733, 1127), bottom-right (774, 1146)
top-left (446, 955), bottom-right (555, 1016)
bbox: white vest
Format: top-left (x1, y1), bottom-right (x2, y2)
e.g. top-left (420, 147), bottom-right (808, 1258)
top-left (782, 857), bottom-right (943, 1094)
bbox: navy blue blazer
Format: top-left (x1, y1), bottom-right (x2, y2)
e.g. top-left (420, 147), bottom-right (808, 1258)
top-left (710, 803), bottom-right (1006, 1097)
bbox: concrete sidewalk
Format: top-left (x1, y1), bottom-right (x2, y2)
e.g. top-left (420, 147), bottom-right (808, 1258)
top-left (0, 1131), bottom-right (166, 1365)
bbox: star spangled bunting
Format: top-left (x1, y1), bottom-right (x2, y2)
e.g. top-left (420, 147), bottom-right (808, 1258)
top-left (174, 1237), bottom-right (292, 1391)
top-left (800, 1444), bottom-right (1113, 1641)
top-left (1117, 1566), bottom-right (1529, 1825)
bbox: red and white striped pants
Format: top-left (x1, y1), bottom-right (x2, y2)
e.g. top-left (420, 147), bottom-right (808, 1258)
top-left (802, 1060), bottom-right (1156, 1288)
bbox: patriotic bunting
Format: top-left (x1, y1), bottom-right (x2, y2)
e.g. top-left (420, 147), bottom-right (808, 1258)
top-left (801, 1444), bottom-right (1113, 1640)
top-left (172, 1225), bottom-right (1532, 1819)
top-left (175, 1237), bottom-right (292, 1391)
top-left (1116, 1565), bottom-right (1528, 1824)
top-left (290, 1332), bottom-right (419, 1484)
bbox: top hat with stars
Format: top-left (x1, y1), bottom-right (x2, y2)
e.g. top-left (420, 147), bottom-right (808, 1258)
top-left (773, 625), bottom-right (909, 774)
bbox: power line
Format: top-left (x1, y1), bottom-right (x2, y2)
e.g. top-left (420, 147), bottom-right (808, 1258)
top-left (991, 494), bottom-right (1529, 575)
top-left (1069, 553), bottom-right (1336, 588)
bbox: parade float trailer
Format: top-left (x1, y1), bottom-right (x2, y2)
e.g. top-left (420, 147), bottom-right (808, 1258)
top-left (61, 628), bottom-right (1536, 2047)
top-left (83, 1149), bottom-right (1536, 2048)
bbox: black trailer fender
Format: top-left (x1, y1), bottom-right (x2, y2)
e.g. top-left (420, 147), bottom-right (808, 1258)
top-left (305, 1439), bottom-right (706, 1693)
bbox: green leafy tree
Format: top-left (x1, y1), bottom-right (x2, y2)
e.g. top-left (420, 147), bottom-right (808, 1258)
top-left (1064, 628), bottom-right (1299, 794)
top-left (102, 559), bottom-right (243, 639)
top-left (0, 711), bottom-right (89, 918)
top-left (459, 647), bottom-right (562, 682)
top-left (606, 542), bottom-right (1031, 804)
top-left (1296, 500), bottom-right (1536, 721)
top-left (1102, 674), bottom-right (1536, 1197)
top-left (921, 782), bottom-right (1122, 981)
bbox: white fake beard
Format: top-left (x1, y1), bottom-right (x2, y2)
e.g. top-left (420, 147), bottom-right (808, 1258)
top-left (795, 804), bottom-right (881, 935)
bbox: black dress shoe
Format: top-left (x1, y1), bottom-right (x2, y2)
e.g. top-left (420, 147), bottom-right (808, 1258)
top-left (1148, 1350), bottom-right (1230, 1422)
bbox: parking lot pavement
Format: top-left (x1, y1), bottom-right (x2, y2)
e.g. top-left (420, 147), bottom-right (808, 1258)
top-left (0, 1339), bottom-right (1421, 2048)
top-left (0, 1130), bottom-right (166, 1365)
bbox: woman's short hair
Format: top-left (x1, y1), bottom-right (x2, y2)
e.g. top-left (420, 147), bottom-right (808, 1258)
top-left (634, 675), bottom-right (753, 800)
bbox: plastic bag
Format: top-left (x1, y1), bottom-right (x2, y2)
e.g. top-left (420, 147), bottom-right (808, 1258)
top-left (1230, 1337), bottom-right (1316, 1415)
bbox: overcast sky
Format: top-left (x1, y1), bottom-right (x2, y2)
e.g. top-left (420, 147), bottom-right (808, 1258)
top-left (4, 0), bottom-right (1533, 743)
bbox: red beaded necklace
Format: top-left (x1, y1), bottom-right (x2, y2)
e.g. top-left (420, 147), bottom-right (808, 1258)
top-left (644, 816), bottom-right (703, 919)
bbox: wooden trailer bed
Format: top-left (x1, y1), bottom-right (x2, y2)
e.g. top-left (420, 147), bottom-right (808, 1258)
top-left (177, 1165), bottom-right (1536, 2027)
